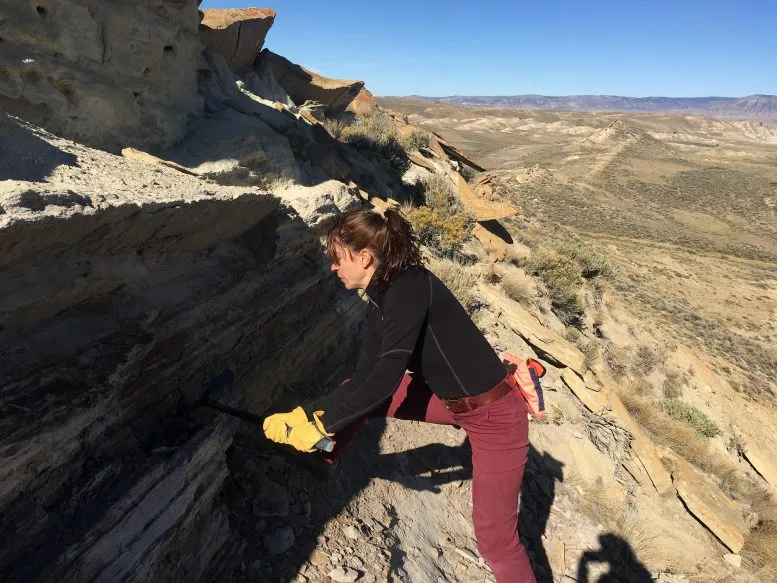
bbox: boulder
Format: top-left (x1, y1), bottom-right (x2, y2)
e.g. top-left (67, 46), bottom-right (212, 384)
top-left (0, 0), bottom-right (202, 150)
top-left (669, 454), bottom-right (747, 553)
top-left (200, 8), bottom-right (276, 72)
top-left (479, 284), bottom-right (586, 375)
top-left (255, 50), bottom-right (364, 114)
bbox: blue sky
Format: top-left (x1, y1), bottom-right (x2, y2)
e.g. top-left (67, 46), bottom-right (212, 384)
top-left (200, 1), bottom-right (777, 97)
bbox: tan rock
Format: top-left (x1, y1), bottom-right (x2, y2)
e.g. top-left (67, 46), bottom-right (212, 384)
top-left (346, 87), bottom-right (378, 116)
top-left (479, 284), bottom-right (586, 375)
top-left (670, 454), bottom-right (747, 553)
top-left (562, 369), bottom-right (606, 412)
top-left (433, 133), bottom-right (486, 172)
top-left (450, 172), bottom-right (517, 221)
top-left (472, 223), bottom-right (513, 262)
top-left (308, 549), bottom-right (330, 566)
top-left (200, 8), bottom-right (276, 71)
top-left (408, 151), bottom-right (440, 174)
top-left (256, 50), bottom-right (364, 114)
top-left (121, 148), bottom-right (199, 177)
top-left (0, 0), bottom-right (202, 150)
top-left (591, 366), bottom-right (674, 496)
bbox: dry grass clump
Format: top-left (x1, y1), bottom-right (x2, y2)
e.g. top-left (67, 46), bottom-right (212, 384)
top-left (662, 368), bottom-right (687, 398)
top-left (742, 519), bottom-right (777, 581)
top-left (631, 343), bottom-right (662, 376)
top-left (604, 344), bottom-right (629, 378)
top-left (741, 488), bottom-right (777, 580)
top-left (427, 256), bottom-right (479, 310)
top-left (500, 271), bottom-right (534, 305)
top-left (337, 112), bottom-right (411, 175)
top-left (525, 247), bottom-right (585, 326)
top-left (662, 399), bottom-right (720, 438)
top-left (617, 391), bottom-right (724, 476)
top-left (552, 239), bottom-right (615, 279)
top-left (582, 340), bottom-right (601, 368)
top-left (407, 174), bottom-right (474, 257)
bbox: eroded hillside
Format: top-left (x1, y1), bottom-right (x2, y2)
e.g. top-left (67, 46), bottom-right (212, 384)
top-left (2, 3), bottom-right (777, 583)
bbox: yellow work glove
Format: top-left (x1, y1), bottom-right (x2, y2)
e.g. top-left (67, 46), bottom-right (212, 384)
top-left (262, 406), bottom-right (333, 453)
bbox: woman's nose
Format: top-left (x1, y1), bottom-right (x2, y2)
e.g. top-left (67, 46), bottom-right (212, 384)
top-left (330, 262), bottom-right (338, 272)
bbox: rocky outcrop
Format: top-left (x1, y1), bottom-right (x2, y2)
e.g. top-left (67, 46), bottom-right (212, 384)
top-left (450, 172), bottom-right (517, 221)
top-left (255, 49), bottom-right (365, 115)
top-left (0, 113), bottom-right (363, 581)
top-left (0, 0), bottom-right (203, 150)
top-left (478, 284), bottom-right (586, 375)
top-left (200, 8), bottom-right (276, 72)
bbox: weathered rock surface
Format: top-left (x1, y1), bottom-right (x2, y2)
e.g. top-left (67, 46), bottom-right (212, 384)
top-left (670, 454), bottom-right (747, 553)
top-left (450, 172), bottom-right (518, 221)
top-left (0, 113), bottom-right (364, 580)
top-left (200, 8), bottom-right (276, 71)
top-left (0, 0), bottom-right (203, 150)
top-left (255, 49), bottom-right (365, 115)
top-left (479, 284), bottom-right (586, 375)
top-left (347, 87), bottom-right (378, 116)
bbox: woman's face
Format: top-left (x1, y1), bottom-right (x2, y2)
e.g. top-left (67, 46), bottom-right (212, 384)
top-left (330, 242), bottom-right (374, 290)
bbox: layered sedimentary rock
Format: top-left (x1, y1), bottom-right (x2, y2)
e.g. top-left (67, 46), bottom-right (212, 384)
top-left (255, 49), bottom-right (365, 115)
top-left (0, 0), bottom-right (203, 150)
top-left (0, 113), bottom-right (363, 581)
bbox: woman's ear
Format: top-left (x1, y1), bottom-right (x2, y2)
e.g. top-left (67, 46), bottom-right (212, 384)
top-left (359, 248), bottom-right (373, 268)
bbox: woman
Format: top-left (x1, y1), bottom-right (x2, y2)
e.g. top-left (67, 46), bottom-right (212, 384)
top-left (263, 208), bottom-right (536, 583)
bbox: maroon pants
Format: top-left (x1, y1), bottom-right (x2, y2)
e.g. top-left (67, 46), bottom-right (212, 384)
top-left (327, 373), bottom-right (536, 583)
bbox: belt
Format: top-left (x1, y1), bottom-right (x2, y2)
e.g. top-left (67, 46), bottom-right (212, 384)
top-left (442, 379), bottom-right (512, 414)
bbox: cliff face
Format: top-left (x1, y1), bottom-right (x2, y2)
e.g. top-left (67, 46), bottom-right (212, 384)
top-left (0, 112), bottom-right (363, 581)
top-left (0, 0), bottom-right (203, 150)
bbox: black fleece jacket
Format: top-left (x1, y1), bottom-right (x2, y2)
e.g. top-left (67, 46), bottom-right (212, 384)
top-left (304, 266), bottom-right (506, 433)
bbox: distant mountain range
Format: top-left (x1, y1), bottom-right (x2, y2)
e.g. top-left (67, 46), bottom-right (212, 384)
top-left (405, 94), bottom-right (777, 118)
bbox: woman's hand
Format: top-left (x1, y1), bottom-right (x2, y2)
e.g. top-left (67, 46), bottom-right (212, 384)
top-left (262, 406), bottom-right (332, 452)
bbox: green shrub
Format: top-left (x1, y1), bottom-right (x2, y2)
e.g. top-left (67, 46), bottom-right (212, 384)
top-left (663, 399), bottom-right (720, 438)
top-left (410, 206), bottom-right (473, 256)
top-left (322, 117), bottom-right (346, 140)
top-left (525, 248), bottom-right (585, 326)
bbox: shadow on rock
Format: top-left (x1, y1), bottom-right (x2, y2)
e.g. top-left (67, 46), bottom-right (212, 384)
top-left (0, 114), bottom-right (79, 182)
top-left (576, 533), bottom-right (652, 583)
top-left (519, 448), bottom-right (564, 582)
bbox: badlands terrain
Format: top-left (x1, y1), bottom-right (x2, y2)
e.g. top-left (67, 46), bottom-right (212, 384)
top-left (1, 2), bottom-right (776, 583)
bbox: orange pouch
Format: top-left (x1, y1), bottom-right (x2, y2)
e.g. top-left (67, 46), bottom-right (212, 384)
top-left (503, 352), bottom-right (546, 420)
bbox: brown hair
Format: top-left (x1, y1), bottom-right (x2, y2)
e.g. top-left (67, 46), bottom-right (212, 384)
top-left (326, 208), bottom-right (423, 287)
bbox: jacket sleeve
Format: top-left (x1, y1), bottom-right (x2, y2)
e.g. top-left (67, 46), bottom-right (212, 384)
top-left (303, 274), bottom-right (428, 433)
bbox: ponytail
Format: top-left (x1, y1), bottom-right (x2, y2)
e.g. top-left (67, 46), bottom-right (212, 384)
top-left (326, 208), bottom-right (423, 287)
